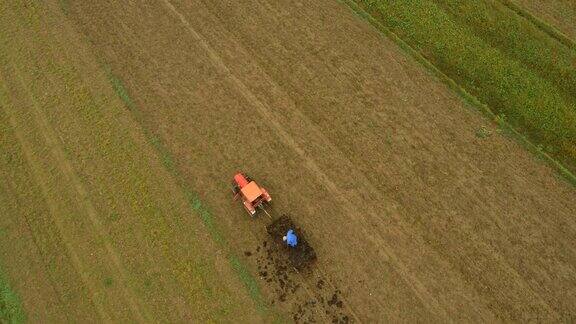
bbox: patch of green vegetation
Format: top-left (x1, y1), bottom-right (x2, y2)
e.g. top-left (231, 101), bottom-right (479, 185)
top-left (107, 212), bottom-right (120, 223)
top-left (183, 189), bottom-right (224, 245)
top-left (476, 126), bottom-right (492, 139)
top-left (149, 136), bottom-right (175, 171)
top-left (228, 255), bottom-right (266, 313)
top-left (0, 268), bottom-right (25, 324)
top-left (59, 0), bottom-right (70, 15)
top-left (103, 277), bottom-right (113, 287)
top-left (342, 0), bottom-right (576, 185)
top-left (433, 0), bottom-right (576, 102)
top-left (109, 73), bottom-right (136, 112)
top-left (498, 0), bottom-right (576, 49)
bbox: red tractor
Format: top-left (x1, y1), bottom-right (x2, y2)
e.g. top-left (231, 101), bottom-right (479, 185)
top-left (232, 172), bottom-right (272, 216)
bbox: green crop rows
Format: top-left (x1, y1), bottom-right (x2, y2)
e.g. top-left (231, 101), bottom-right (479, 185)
top-left (348, 0), bottom-right (576, 180)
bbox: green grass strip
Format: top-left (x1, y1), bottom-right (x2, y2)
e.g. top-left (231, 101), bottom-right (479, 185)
top-left (339, 0), bottom-right (576, 186)
top-left (106, 72), bottom-right (269, 315)
top-left (497, 0), bottom-right (576, 50)
top-left (0, 267), bottom-right (25, 324)
top-left (433, 0), bottom-right (576, 102)
top-left (229, 256), bottom-right (262, 306)
top-left (58, 0), bottom-right (70, 15)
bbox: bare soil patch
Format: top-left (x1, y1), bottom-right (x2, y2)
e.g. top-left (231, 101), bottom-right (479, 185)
top-left (245, 234), bottom-right (349, 323)
top-left (266, 215), bottom-right (317, 271)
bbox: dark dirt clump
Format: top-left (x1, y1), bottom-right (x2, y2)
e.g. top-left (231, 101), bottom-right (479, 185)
top-left (328, 291), bottom-right (344, 308)
top-left (266, 215), bottom-right (317, 270)
top-left (328, 293), bottom-right (338, 306)
top-left (251, 234), bottom-right (350, 322)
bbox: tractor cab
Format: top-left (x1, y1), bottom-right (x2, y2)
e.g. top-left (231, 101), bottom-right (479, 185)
top-left (232, 172), bottom-right (272, 216)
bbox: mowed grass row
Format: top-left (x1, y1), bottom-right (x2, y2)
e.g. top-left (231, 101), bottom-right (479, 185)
top-left (354, 0), bottom-right (576, 173)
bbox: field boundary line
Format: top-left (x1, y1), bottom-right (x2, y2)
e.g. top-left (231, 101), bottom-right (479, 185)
top-left (496, 0), bottom-right (576, 50)
top-left (338, 0), bottom-right (576, 188)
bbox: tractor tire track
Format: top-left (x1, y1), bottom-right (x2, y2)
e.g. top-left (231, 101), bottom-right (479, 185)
top-left (0, 61), bottom-right (150, 323)
top-left (0, 127), bottom-right (70, 323)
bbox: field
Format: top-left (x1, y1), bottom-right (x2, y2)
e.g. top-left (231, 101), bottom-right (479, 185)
top-left (1, 0), bottom-right (576, 322)
top-left (355, 0), bottom-right (576, 176)
top-left (0, 1), bottom-right (266, 322)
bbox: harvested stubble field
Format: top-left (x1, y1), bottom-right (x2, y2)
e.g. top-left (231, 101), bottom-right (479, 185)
top-left (1, 0), bottom-right (576, 322)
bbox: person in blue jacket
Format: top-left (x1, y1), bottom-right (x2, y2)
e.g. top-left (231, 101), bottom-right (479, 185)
top-left (283, 229), bottom-right (298, 247)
